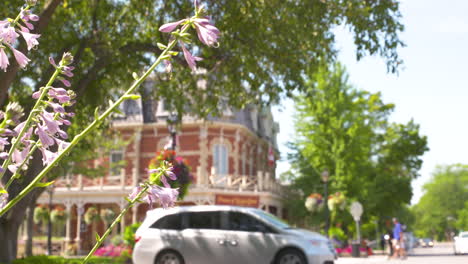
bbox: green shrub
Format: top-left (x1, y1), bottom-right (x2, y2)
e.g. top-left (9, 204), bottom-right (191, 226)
top-left (13, 255), bottom-right (127, 264)
top-left (123, 222), bottom-right (141, 247)
top-left (111, 235), bottom-right (124, 246)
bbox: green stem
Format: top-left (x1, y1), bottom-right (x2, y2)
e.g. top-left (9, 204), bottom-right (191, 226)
top-left (82, 185), bottom-right (150, 264)
top-left (0, 69), bottom-right (60, 182)
top-left (0, 25), bottom-right (187, 217)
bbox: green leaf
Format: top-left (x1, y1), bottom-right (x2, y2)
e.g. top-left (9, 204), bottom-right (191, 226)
top-left (95, 233), bottom-right (101, 241)
top-left (0, 188), bottom-right (6, 194)
top-left (132, 72), bottom-right (139, 80)
top-left (94, 107), bottom-right (100, 120)
top-left (123, 94), bottom-right (141, 100)
top-left (35, 181), bottom-right (55, 188)
top-left (157, 43), bottom-right (167, 50)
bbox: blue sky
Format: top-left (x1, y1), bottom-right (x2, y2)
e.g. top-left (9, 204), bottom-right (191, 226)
top-left (273, 0), bottom-right (468, 204)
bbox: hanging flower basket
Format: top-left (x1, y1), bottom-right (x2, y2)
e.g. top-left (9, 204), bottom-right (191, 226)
top-left (33, 205), bottom-right (49, 224)
top-left (327, 192), bottom-right (346, 211)
top-left (305, 193), bottom-right (323, 212)
top-left (51, 207), bottom-right (68, 227)
top-left (148, 150), bottom-right (194, 199)
top-left (84, 206), bottom-right (101, 225)
top-left (100, 208), bottom-right (116, 223)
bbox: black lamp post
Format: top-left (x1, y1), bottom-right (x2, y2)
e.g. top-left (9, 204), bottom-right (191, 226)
top-left (322, 169), bottom-right (330, 237)
top-left (46, 184), bottom-right (54, 255)
top-left (167, 114), bottom-right (178, 150)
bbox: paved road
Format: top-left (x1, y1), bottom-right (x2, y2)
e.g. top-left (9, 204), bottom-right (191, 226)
top-left (336, 242), bottom-right (468, 264)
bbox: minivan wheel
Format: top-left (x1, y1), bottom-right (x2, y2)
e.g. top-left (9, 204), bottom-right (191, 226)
top-left (155, 250), bottom-right (184, 264)
top-left (275, 249), bottom-right (307, 264)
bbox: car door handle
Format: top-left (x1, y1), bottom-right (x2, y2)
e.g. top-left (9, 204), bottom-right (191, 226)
top-left (229, 240), bottom-right (238, 246)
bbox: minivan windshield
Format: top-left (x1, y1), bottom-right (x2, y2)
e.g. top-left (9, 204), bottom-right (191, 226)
top-left (253, 209), bottom-right (290, 229)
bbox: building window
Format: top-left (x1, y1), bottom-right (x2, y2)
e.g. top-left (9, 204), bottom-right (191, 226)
top-left (109, 150), bottom-right (124, 176)
top-left (213, 144), bottom-right (229, 175)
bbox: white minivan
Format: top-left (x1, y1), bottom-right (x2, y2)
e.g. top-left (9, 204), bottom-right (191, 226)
top-left (132, 205), bottom-right (335, 264)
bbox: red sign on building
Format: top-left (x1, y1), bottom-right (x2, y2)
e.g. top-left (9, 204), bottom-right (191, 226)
top-left (215, 194), bottom-right (260, 208)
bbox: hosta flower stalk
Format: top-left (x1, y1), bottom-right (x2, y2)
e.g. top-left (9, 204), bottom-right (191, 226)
top-left (0, 22), bottom-right (191, 217)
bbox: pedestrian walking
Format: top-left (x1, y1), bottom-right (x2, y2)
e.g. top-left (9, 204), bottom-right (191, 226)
top-left (392, 217), bottom-right (407, 259)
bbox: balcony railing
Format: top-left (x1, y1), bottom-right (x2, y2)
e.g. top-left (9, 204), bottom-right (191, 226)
top-left (53, 167), bottom-right (283, 195)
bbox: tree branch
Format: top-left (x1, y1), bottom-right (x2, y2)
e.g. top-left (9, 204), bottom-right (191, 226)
top-left (0, 0), bottom-right (63, 107)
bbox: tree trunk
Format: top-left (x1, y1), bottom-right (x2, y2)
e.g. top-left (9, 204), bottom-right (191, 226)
top-left (25, 201), bottom-right (35, 257)
top-left (0, 152), bottom-right (44, 264)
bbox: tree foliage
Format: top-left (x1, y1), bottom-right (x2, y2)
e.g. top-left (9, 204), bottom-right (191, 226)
top-left (412, 164), bottom-right (468, 240)
top-left (1, 0), bottom-right (405, 116)
top-left (285, 64), bottom-right (428, 236)
top-left (0, 0), bottom-right (405, 262)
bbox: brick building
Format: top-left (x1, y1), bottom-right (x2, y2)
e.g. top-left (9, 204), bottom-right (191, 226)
top-left (35, 91), bottom-right (284, 253)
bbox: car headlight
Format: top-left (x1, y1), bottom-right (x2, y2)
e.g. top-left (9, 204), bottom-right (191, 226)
top-left (428, 241), bottom-right (433, 246)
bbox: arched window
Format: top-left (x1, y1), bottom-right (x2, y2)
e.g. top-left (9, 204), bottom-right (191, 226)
top-left (213, 144), bottom-right (229, 175)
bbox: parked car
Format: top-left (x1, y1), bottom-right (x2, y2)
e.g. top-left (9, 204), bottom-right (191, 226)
top-left (419, 238), bottom-right (434, 248)
top-left (132, 205), bottom-right (336, 264)
top-left (454, 231), bottom-right (468, 255)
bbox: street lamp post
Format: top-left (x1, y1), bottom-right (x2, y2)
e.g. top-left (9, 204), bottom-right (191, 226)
top-left (322, 169), bottom-right (330, 237)
top-left (46, 184), bottom-right (54, 255)
top-left (167, 114), bottom-right (178, 150)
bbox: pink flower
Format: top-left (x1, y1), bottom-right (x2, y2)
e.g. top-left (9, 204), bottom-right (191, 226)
top-left (180, 42), bottom-right (202, 71)
top-left (149, 167), bottom-right (177, 188)
top-left (128, 186), bottom-right (141, 200)
top-left (0, 26), bottom-right (19, 44)
top-left (11, 144), bottom-right (31, 169)
top-left (21, 10), bottom-right (39, 22)
top-left (55, 138), bottom-right (70, 152)
top-left (7, 165), bottom-right (18, 174)
top-left (143, 185), bottom-right (179, 209)
top-left (159, 19), bottom-right (187, 33)
top-left (7, 45), bottom-right (30, 68)
top-left (163, 60), bottom-right (172, 73)
top-left (20, 31), bottom-right (40, 50)
top-left (0, 48), bottom-right (9, 72)
top-left (0, 192), bottom-right (8, 210)
top-left (193, 18), bottom-right (220, 47)
top-left (60, 78), bottom-right (71, 87)
top-left (32, 91), bottom-right (40, 99)
top-left (0, 152), bottom-right (8, 159)
top-left (35, 124), bottom-right (55, 148)
top-left (39, 147), bottom-right (58, 166)
top-left (160, 169), bottom-right (177, 188)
